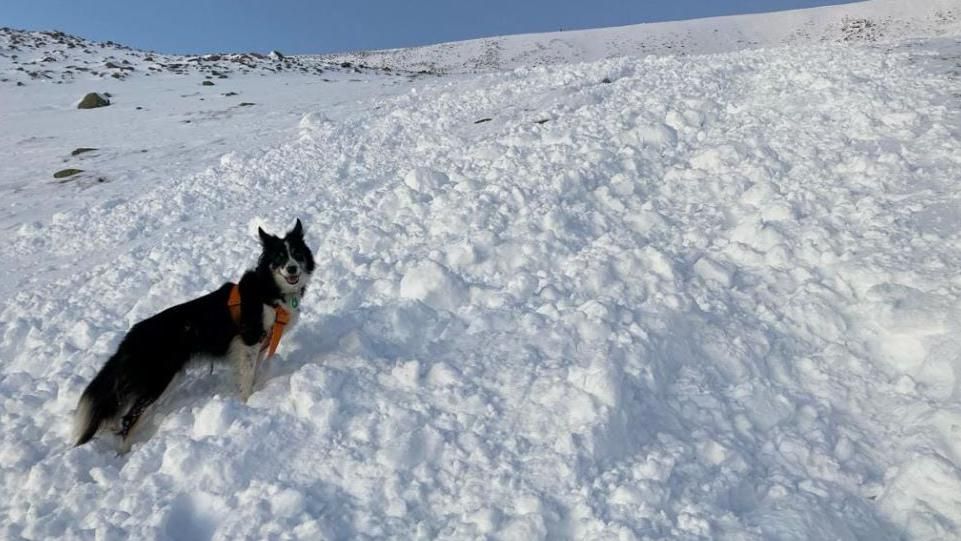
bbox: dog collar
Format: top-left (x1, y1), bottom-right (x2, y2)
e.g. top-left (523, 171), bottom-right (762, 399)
top-left (287, 286), bottom-right (305, 310)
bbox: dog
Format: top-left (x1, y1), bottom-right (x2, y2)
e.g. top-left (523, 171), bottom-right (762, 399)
top-left (72, 219), bottom-right (314, 448)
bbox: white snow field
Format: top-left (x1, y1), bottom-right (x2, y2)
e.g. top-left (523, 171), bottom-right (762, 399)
top-left (320, 0), bottom-right (961, 72)
top-left (3, 1), bottom-right (961, 539)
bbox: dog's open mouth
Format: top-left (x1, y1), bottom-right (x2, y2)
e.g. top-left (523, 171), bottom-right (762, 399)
top-left (284, 274), bottom-right (300, 285)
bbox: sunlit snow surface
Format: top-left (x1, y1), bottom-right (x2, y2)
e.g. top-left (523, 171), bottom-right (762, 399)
top-left (3, 1), bottom-right (961, 539)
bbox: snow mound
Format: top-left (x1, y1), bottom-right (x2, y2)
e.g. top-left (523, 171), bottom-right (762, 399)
top-left (403, 167), bottom-right (450, 194)
top-left (399, 259), bottom-right (467, 312)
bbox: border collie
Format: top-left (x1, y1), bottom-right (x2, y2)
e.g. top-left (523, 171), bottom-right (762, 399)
top-left (73, 220), bottom-right (314, 448)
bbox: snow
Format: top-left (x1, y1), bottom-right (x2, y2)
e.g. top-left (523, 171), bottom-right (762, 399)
top-left (319, 0), bottom-right (961, 72)
top-left (3, 0), bottom-right (961, 539)
top-left (399, 260), bottom-right (467, 312)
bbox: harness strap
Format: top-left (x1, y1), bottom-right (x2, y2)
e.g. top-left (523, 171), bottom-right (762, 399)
top-left (265, 306), bottom-right (290, 358)
top-left (227, 283), bottom-right (290, 359)
top-left (228, 283), bottom-right (242, 324)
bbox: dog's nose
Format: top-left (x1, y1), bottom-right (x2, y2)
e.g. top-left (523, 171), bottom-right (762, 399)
top-left (286, 264), bottom-right (299, 274)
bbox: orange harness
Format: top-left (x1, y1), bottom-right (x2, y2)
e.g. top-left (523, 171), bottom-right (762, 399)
top-left (227, 284), bottom-right (291, 358)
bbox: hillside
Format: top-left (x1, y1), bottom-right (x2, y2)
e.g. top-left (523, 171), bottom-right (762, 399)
top-left (5, 0), bottom-right (961, 83)
top-left (3, 1), bottom-right (961, 539)
top-left (318, 0), bottom-right (961, 72)
top-left (0, 26), bottom-right (399, 85)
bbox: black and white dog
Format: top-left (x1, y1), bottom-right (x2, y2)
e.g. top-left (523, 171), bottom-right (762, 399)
top-left (73, 220), bottom-right (314, 448)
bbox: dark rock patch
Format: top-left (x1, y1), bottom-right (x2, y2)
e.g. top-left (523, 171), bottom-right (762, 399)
top-left (53, 168), bottom-right (83, 179)
top-left (77, 92), bottom-right (109, 109)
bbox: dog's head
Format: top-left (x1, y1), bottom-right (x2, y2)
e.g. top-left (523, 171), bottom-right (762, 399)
top-left (257, 219), bottom-right (315, 294)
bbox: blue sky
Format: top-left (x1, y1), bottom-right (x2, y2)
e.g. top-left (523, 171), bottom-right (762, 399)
top-left (3, 0), bottom-right (856, 54)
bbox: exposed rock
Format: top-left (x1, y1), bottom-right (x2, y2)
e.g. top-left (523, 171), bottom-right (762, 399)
top-left (77, 92), bottom-right (109, 109)
top-left (53, 168), bottom-right (83, 179)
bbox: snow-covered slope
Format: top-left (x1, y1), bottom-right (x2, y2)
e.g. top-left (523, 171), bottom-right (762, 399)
top-left (5, 0), bottom-right (961, 81)
top-left (319, 0), bottom-right (961, 72)
top-left (0, 26), bottom-right (400, 85)
top-left (4, 2), bottom-right (961, 540)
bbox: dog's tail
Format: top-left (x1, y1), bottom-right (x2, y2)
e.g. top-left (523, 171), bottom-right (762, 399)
top-left (73, 359), bottom-right (123, 446)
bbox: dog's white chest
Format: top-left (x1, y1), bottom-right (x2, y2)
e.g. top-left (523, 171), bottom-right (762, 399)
top-left (261, 298), bottom-right (300, 330)
top-left (261, 304), bottom-right (276, 329)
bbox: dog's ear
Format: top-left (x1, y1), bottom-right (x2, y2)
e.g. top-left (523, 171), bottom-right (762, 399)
top-left (289, 219), bottom-right (304, 239)
top-left (258, 226), bottom-right (274, 245)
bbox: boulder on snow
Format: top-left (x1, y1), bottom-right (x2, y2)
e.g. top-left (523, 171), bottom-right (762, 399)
top-left (53, 168), bottom-right (83, 179)
top-left (202, 80), bottom-right (215, 86)
top-left (77, 92), bottom-right (109, 109)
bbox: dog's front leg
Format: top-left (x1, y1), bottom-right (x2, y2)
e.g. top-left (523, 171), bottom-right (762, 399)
top-left (235, 279), bottom-right (268, 402)
top-left (229, 337), bottom-right (261, 402)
